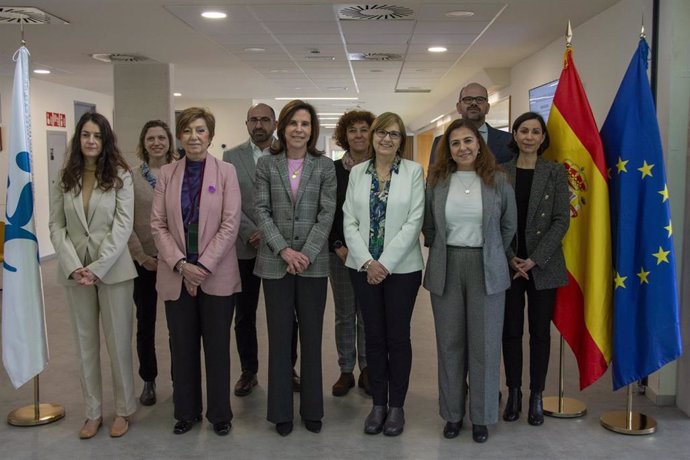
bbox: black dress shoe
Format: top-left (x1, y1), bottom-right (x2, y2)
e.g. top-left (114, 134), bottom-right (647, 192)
top-left (303, 419), bottom-right (322, 433)
top-left (292, 369), bottom-right (301, 393)
top-left (276, 421), bottom-right (293, 436)
top-left (173, 416), bottom-right (201, 435)
top-left (234, 371), bottom-right (258, 397)
top-left (503, 387), bottom-right (522, 422)
top-left (383, 407), bottom-right (404, 436)
top-left (140, 381), bottom-right (156, 406)
top-left (332, 372), bottom-right (355, 397)
top-left (443, 421), bottom-right (462, 439)
top-left (213, 421), bottom-right (231, 436)
top-left (472, 424), bottom-right (488, 443)
top-left (528, 391), bottom-right (544, 426)
top-left (358, 367), bottom-right (371, 395)
top-left (364, 405), bottom-right (387, 434)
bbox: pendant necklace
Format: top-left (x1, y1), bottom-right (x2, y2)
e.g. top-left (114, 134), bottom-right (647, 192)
top-left (289, 162), bottom-right (304, 179)
top-left (457, 172), bottom-right (477, 195)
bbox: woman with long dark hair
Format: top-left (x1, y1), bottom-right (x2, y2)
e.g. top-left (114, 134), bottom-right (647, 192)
top-left (49, 112), bottom-right (137, 439)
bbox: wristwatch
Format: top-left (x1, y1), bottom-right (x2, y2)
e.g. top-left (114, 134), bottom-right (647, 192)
top-left (333, 240), bottom-right (344, 250)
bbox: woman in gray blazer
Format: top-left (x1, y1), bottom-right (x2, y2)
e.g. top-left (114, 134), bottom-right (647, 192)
top-left (501, 112), bottom-right (569, 426)
top-left (49, 112), bottom-right (137, 439)
top-left (423, 118), bottom-right (516, 443)
top-left (254, 100), bottom-right (336, 436)
top-left (343, 112), bottom-right (424, 437)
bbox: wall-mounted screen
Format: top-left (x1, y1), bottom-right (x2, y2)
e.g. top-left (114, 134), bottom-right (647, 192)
top-left (529, 79), bottom-right (559, 122)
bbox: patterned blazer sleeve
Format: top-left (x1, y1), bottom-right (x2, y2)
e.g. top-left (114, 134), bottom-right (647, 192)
top-left (301, 157), bottom-right (336, 263)
top-left (530, 164), bottom-right (570, 267)
top-left (254, 155), bottom-right (289, 255)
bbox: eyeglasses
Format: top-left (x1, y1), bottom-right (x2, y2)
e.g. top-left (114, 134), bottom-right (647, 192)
top-left (374, 129), bottom-right (402, 141)
top-left (247, 117), bottom-right (273, 125)
top-left (460, 96), bottom-right (488, 105)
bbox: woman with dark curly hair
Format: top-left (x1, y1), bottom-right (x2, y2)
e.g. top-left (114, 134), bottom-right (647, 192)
top-left (328, 110), bottom-right (376, 397)
top-left (49, 112), bottom-right (137, 439)
top-left (423, 118), bottom-right (516, 443)
top-left (127, 120), bottom-right (176, 407)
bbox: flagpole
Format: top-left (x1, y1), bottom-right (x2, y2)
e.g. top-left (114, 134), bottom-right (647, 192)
top-left (600, 384), bottom-right (656, 435)
top-left (7, 376), bottom-right (65, 426)
top-left (543, 336), bottom-right (587, 418)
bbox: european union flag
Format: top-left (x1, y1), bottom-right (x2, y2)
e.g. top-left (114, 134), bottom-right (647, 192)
top-left (601, 37), bottom-right (682, 391)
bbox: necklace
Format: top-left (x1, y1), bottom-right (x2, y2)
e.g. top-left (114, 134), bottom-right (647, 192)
top-left (457, 172), bottom-right (478, 194)
top-left (289, 161), bottom-right (304, 179)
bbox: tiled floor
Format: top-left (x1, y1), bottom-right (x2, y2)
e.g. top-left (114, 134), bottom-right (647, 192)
top-left (1, 256), bottom-right (688, 459)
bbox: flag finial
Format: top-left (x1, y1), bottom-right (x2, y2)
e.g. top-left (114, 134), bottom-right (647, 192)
top-left (640, 13), bottom-right (646, 39)
top-left (566, 21), bottom-right (573, 48)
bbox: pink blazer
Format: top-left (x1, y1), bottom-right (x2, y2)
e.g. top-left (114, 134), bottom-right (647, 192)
top-left (151, 155), bottom-right (242, 301)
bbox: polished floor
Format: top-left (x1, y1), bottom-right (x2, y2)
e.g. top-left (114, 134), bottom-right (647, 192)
top-left (1, 256), bottom-right (688, 459)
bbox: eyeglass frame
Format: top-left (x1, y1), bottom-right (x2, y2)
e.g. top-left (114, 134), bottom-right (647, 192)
top-left (460, 96), bottom-right (488, 105)
top-left (373, 128), bottom-right (402, 141)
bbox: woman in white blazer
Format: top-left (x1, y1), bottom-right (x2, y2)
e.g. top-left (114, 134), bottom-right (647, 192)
top-left (49, 112), bottom-right (137, 439)
top-left (343, 112), bottom-right (424, 437)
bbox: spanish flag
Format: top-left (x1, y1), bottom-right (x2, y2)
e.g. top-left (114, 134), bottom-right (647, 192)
top-left (543, 46), bottom-right (613, 390)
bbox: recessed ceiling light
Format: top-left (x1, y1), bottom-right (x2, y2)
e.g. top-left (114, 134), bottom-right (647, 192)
top-left (275, 97), bottom-right (358, 101)
top-left (270, 69), bottom-right (290, 73)
top-left (201, 11), bottom-right (227, 19)
top-left (173, 92), bottom-right (182, 97)
top-left (244, 47), bottom-right (265, 53)
top-left (428, 46), bottom-right (447, 53)
top-left (33, 69), bottom-right (50, 74)
top-left (369, 69), bottom-right (383, 73)
top-left (445, 10), bottom-right (474, 17)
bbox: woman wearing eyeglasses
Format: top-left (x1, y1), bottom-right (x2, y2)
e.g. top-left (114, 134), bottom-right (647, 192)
top-left (343, 112), bottom-right (424, 437)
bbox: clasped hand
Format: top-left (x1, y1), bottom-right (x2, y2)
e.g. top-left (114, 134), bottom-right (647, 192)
top-left (71, 267), bottom-right (100, 286)
top-left (511, 257), bottom-right (536, 280)
top-left (181, 263), bottom-right (210, 297)
top-left (366, 260), bottom-right (389, 285)
top-left (280, 247), bottom-right (310, 275)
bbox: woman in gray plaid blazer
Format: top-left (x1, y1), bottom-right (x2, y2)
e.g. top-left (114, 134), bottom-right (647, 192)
top-left (254, 100), bottom-right (336, 436)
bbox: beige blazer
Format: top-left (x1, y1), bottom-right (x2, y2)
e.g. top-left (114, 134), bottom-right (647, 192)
top-left (49, 169), bottom-right (137, 285)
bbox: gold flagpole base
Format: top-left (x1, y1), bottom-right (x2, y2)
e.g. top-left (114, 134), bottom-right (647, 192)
top-left (7, 403), bottom-right (65, 426)
top-left (543, 396), bottom-right (587, 418)
top-left (600, 411), bottom-right (656, 435)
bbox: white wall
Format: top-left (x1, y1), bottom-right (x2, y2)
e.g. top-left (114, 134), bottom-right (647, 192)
top-left (0, 78), bottom-right (113, 259)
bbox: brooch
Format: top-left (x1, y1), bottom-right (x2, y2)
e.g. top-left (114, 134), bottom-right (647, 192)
top-left (208, 185), bottom-right (216, 193)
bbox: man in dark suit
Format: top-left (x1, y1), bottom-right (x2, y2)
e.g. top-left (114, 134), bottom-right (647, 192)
top-left (223, 103), bottom-right (300, 396)
top-left (456, 82), bottom-right (513, 164)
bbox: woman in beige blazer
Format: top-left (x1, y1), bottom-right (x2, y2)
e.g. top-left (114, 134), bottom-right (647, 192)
top-left (49, 112), bottom-right (137, 439)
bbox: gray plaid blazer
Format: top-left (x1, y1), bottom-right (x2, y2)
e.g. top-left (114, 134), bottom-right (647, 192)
top-left (253, 152), bottom-right (336, 279)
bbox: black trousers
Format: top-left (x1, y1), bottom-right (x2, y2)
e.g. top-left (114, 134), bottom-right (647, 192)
top-left (351, 270), bottom-right (421, 408)
top-left (502, 276), bottom-right (556, 392)
top-left (234, 258), bottom-right (299, 373)
top-left (263, 275), bottom-right (326, 423)
top-left (133, 262), bottom-right (158, 382)
top-left (165, 287), bottom-right (234, 423)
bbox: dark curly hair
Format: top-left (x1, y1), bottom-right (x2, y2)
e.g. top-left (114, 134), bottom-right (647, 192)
top-left (427, 118), bottom-right (500, 187)
top-left (333, 110), bottom-right (376, 151)
top-left (60, 112), bottom-right (130, 193)
top-left (136, 120), bottom-right (177, 163)
top-left (270, 100), bottom-right (323, 156)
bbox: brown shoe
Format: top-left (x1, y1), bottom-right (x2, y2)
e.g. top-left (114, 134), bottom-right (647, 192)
top-left (79, 417), bottom-right (103, 439)
top-left (109, 416), bottom-right (129, 438)
top-left (358, 367), bottom-right (371, 395)
top-left (332, 372), bottom-right (355, 396)
top-left (234, 371), bottom-right (258, 397)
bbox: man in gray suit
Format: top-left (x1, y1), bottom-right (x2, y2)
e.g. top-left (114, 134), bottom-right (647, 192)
top-left (223, 103), bottom-right (300, 396)
top-left (456, 82), bottom-right (513, 164)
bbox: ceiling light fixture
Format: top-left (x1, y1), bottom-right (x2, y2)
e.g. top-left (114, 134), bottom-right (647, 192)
top-left (173, 92), bottom-right (182, 97)
top-left (33, 69), bottom-right (50, 74)
top-left (428, 46), bottom-right (447, 53)
top-left (201, 11), bottom-right (227, 19)
top-left (275, 97), bottom-right (358, 101)
top-left (244, 47), bottom-right (265, 53)
top-left (445, 10), bottom-right (474, 18)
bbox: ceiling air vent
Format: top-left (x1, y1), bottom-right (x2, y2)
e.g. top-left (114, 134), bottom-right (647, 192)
top-left (348, 52), bottom-right (403, 62)
top-left (90, 53), bottom-right (153, 63)
top-left (337, 4), bottom-right (415, 20)
top-left (0, 7), bottom-right (69, 24)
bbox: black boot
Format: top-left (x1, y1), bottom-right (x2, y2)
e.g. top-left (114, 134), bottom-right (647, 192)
top-left (528, 391), bottom-right (544, 426)
top-left (502, 387), bottom-right (522, 422)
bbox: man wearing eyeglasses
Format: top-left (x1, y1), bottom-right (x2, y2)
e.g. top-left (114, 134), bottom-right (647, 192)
top-left (223, 103), bottom-right (301, 397)
top-left (456, 82), bottom-right (513, 164)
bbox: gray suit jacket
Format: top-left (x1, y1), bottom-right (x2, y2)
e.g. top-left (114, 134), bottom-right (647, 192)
top-left (423, 171), bottom-right (516, 296)
top-left (487, 124), bottom-right (514, 164)
top-left (504, 158), bottom-right (570, 290)
top-left (253, 152), bottom-right (336, 279)
top-left (224, 140), bottom-right (260, 260)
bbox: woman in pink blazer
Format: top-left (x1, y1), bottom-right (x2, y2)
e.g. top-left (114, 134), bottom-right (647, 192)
top-left (151, 107), bottom-right (241, 437)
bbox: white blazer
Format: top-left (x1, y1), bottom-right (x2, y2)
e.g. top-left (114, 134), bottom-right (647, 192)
top-left (343, 158), bottom-right (424, 274)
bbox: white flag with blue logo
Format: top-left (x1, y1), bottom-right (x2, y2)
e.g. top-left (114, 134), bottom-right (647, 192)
top-left (2, 46), bottom-right (49, 389)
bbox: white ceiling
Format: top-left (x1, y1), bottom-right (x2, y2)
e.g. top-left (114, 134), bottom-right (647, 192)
top-left (0, 1), bottom-right (620, 127)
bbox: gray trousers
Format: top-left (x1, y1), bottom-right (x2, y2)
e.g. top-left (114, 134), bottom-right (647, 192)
top-left (328, 253), bottom-right (366, 373)
top-left (431, 247), bottom-right (504, 425)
